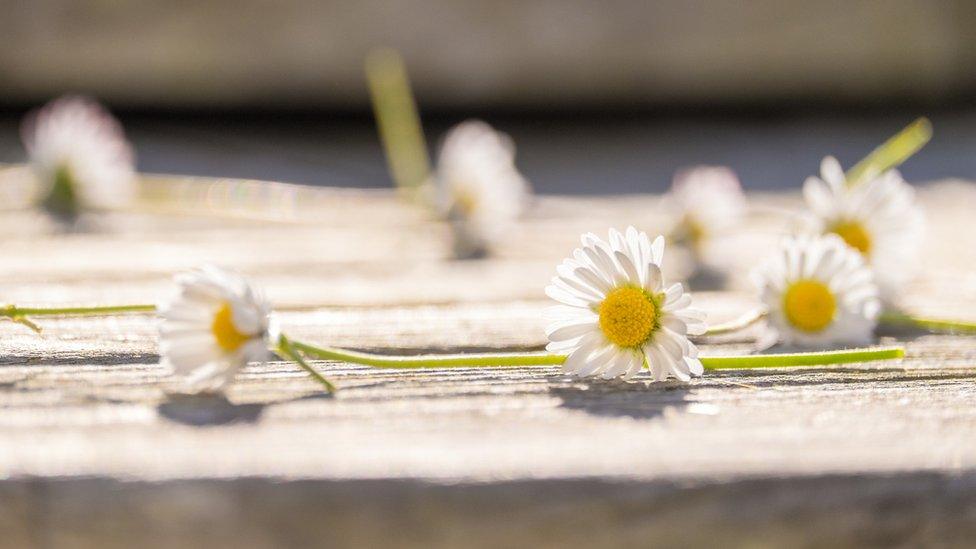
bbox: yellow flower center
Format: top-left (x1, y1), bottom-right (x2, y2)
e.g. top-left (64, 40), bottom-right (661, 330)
top-left (782, 280), bottom-right (836, 333)
top-left (830, 221), bottom-right (872, 255)
top-left (598, 286), bottom-right (659, 348)
top-left (211, 302), bottom-right (251, 352)
top-left (680, 215), bottom-right (706, 245)
top-left (453, 186), bottom-right (479, 216)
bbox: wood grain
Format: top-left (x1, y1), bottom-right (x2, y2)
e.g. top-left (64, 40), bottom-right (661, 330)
top-left (1, 174), bottom-right (975, 547)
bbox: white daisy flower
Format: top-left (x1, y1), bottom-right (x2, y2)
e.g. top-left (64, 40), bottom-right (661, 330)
top-left (545, 227), bottom-right (707, 382)
top-left (666, 166), bottom-right (746, 255)
top-left (20, 96), bottom-right (136, 221)
top-left (432, 120), bottom-right (530, 258)
top-left (803, 156), bottom-right (924, 296)
top-left (752, 233), bottom-right (881, 348)
top-left (159, 266), bottom-right (273, 393)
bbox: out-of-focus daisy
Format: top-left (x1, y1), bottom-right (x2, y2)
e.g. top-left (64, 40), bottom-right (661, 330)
top-left (159, 266), bottom-right (273, 393)
top-left (20, 96), bottom-right (135, 221)
top-left (803, 156), bottom-right (923, 296)
top-left (752, 233), bottom-right (880, 348)
top-left (665, 166), bottom-right (746, 257)
top-left (545, 227), bottom-right (707, 382)
top-left (431, 120), bottom-right (530, 258)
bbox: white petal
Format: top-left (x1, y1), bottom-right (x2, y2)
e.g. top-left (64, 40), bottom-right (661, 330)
top-left (577, 345), bottom-right (617, 377)
top-left (820, 156), bottom-right (846, 189)
top-left (613, 250), bottom-right (641, 285)
top-left (803, 177), bottom-right (836, 217)
top-left (657, 342), bottom-right (690, 382)
top-left (547, 330), bottom-right (601, 353)
top-left (650, 235), bottom-right (666, 264)
top-left (662, 316), bottom-right (691, 338)
top-left (663, 283), bottom-right (684, 305)
top-left (573, 264), bottom-right (612, 294)
top-left (608, 228), bottom-right (628, 254)
top-left (557, 263), bottom-right (606, 299)
top-left (654, 329), bottom-right (684, 358)
top-left (543, 305), bottom-right (588, 322)
top-left (561, 344), bottom-right (594, 375)
top-left (666, 293), bottom-right (692, 311)
top-left (643, 263), bottom-right (662, 292)
top-left (644, 345), bottom-right (669, 382)
top-left (622, 352), bottom-right (645, 380)
top-left (601, 351), bottom-right (633, 379)
top-left (545, 284), bottom-right (591, 308)
top-left (552, 275), bottom-right (602, 302)
top-left (546, 319), bottom-right (598, 341)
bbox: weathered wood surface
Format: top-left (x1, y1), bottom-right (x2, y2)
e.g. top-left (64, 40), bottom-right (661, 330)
top-left (1, 173), bottom-right (976, 547)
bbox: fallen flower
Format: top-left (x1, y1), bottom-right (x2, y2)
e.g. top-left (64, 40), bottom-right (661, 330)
top-left (21, 96), bottom-right (136, 222)
top-left (752, 233), bottom-right (880, 348)
top-left (431, 120), bottom-right (531, 258)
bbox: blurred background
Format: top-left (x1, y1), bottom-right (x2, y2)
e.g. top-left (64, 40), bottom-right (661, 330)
top-left (1, 0), bottom-right (975, 193)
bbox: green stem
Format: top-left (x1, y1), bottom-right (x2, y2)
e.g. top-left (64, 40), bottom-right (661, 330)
top-left (365, 48), bottom-right (432, 198)
top-left (879, 311), bottom-right (976, 335)
top-left (1, 304), bottom-right (157, 317)
top-left (703, 308), bottom-right (766, 336)
top-left (8, 316), bottom-right (41, 333)
top-left (288, 337), bottom-right (903, 371)
top-left (701, 347), bottom-right (904, 369)
top-left (291, 339), bottom-right (565, 368)
top-left (44, 165), bottom-right (80, 222)
top-left (846, 117), bottom-right (932, 187)
top-left (277, 334), bottom-right (336, 393)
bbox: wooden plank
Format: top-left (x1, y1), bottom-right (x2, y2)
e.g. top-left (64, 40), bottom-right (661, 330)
top-left (1, 176), bottom-right (975, 546)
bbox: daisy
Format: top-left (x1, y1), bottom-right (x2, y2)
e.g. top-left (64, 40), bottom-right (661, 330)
top-left (752, 233), bottom-right (881, 348)
top-left (665, 166), bottom-right (746, 256)
top-left (544, 227), bottom-right (707, 381)
top-left (20, 96), bottom-right (136, 221)
top-left (803, 156), bottom-right (923, 296)
top-left (159, 266), bottom-right (273, 393)
top-left (431, 120), bottom-right (530, 258)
